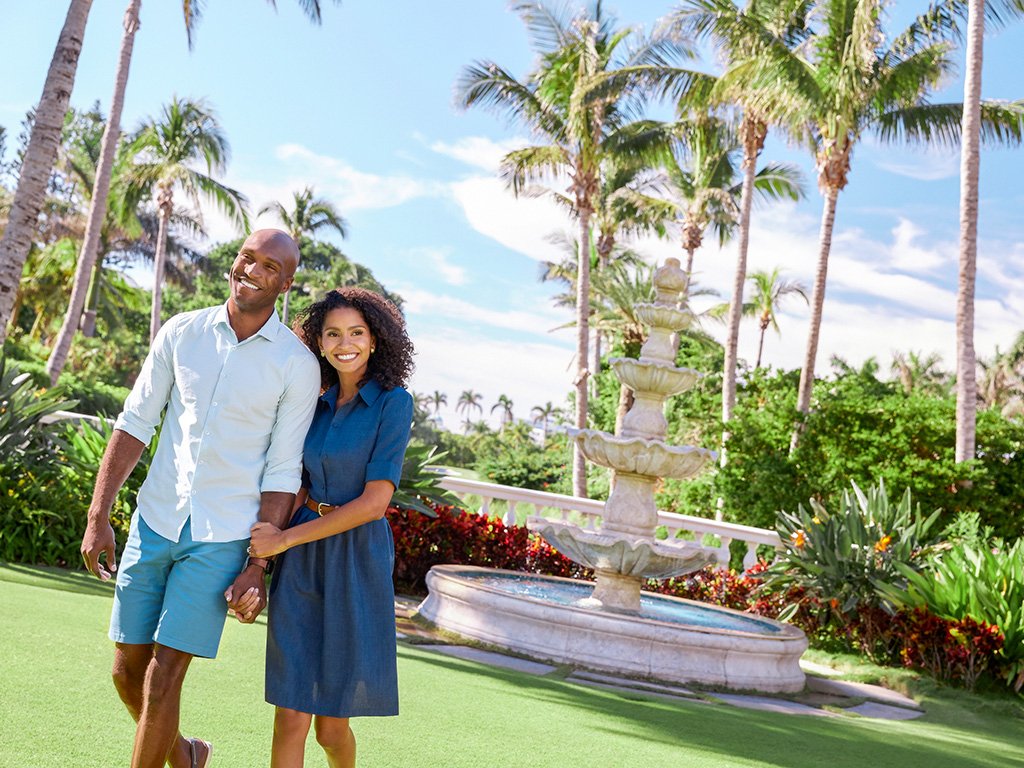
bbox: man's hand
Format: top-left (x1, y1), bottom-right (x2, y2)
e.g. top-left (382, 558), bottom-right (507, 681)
top-left (224, 565), bottom-right (267, 624)
top-left (81, 518), bottom-right (118, 581)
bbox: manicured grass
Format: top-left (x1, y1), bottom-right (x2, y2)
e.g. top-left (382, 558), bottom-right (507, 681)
top-left (3, 562), bottom-right (1023, 768)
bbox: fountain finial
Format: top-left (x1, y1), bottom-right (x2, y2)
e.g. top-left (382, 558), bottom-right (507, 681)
top-left (653, 257), bottom-right (687, 305)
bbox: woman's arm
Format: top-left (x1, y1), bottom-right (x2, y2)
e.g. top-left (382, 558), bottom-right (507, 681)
top-left (248, 480), bottom-right (394, 558)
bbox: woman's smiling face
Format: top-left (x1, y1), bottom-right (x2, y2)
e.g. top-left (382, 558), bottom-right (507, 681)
top-left (319, 306), bottom-right (375, 381)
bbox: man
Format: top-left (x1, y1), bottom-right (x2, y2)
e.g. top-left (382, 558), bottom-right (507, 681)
top-left (81, 229), bottom-right (321, 768)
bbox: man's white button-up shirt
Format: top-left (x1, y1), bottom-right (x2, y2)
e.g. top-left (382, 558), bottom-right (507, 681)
top-left (114, 304), bottom-right (321, 543)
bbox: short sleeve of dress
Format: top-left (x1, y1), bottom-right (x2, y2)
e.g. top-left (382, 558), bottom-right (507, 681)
top-left (365, 388), bottom-right (413, 489)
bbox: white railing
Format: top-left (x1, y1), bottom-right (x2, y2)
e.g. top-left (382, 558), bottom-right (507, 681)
top-left (437, 475), bottom-right (781, 570)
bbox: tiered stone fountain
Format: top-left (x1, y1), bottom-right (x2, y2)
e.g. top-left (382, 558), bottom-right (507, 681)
top-left (417, 258), bottom-right (807, 692)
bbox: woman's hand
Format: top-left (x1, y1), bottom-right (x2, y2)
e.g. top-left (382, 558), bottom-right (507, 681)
top-left (249, 522), bottom-right (288, 558)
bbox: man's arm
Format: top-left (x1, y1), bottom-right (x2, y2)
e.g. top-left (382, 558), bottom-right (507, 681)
top-left (80, 430), bottom-right (147, 580)
top-left (224, 491), bottom-right (294, 623)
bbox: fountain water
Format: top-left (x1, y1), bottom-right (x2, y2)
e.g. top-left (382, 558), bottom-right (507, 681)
top-left (417, 259), bottom-right (807, 692)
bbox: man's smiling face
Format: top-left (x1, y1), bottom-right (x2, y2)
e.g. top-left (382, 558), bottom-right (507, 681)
top-left (228, 230), bottom-right (298, 314)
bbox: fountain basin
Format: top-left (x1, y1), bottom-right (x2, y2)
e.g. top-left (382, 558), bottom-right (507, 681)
top-left (528, 518), bottom-right (718, 579)
top-left (417, 566), bottom-right (807, 693)
top-left (577, 431), bottom-right (717, 479)
top-left (611, 358), bottom-right (702, 398)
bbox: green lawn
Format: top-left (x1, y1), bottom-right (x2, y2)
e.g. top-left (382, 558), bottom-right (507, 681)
top-left (2, 562), bottom-right (1023, 768)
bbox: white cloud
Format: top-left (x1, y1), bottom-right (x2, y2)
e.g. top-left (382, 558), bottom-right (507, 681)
top-left (449, 176), bottom-right (574, 263)
top-left (872, 144), bottom-right (960, 181)
top-left (429, 135), bottom-right (531, 172)
top-left (274, 144), bottom-right (445, 210)
top-left (398, 286), bottom-right (570, 337)
top-left (403, 247), bottom-right (468, 286)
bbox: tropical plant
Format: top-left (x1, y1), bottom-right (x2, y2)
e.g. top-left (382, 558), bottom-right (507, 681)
top-left (0, 355), bottom-right (75, 461)
top-left (123, 97), bottom-right (249, 342)
top-left (530, 401), bottom-right (563, 443)
top-left (429, 390), bottom-right (447, 416)
top-left (743, 267), bottom-right (808, 368)
top-left (733, 1), bottom-right (1024, 450)
top-left (0, 0), bottom-right (91, 347)
top-left (659, 115), bottom-right (802, 288)
top-left (878, 538), bottom-right (1024, 691)
top-left (457, 0), bottom-right (696, 497)
top-left (767, 480), bottom-right (941, 634)
top-left (491, 394), bottom-right (514, 429)
top-left (890, 350), bottom-right (950, 397)
top-left (389, 444), bottom-right (461, 518)
top-left (456, 390), bottom-right (483, 419)
top-left (666, 0), bottom-right (813, 433)
top-left (258, 185), bottom-right (347, 323)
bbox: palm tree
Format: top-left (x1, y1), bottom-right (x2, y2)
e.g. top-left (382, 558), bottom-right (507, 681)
top-left (259, 185), bottom-right (348, 323)
top-left (723, 1), bottom-right (1024, 450)
top-left (39, 0), bottom-right (338, 378)
top-left (890, 350), bottom-right (950, 397)
top-left (491, 394), bottom-right (515, 429)
top-left (456, 389), bottom-right (484, 426)
top-left (667, 0), bottom-right (813, 434)
top-left (659, 114), bottom-right (802, 292)
top-left (123, 98), bottom-right (249, 343)
top-left (429, 390), bottom-right (447, 416)
top-left (456, 1), bottom-right (696, 497)
top-left (531, 401), bottom-right (563, 444)
top-left (44, 0), bottom-right (140, 383)
top-left (744, 268), bottom-right (808, 369)
top-left (0, 0), bottom-right (92, 347)
top-left (955, 0), bottom-right (1024, 460)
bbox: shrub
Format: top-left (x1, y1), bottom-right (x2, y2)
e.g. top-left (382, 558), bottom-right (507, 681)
top-left (387, 502), bottom-right (589, 595)
top-left (879, 538), bottom-right (1024, 691)
top-left (766, 480), bottom-right (940, 653)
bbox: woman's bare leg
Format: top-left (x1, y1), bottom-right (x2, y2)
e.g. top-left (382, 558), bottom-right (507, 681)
top-left (314, 715), bottom-right (355, 768)
top-left (271, 707), bottom-right (313, 768)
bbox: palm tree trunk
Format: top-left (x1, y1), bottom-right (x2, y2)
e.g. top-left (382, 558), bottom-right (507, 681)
top-left (955, 0), bottom-right (984, 464)
top-left (80, 255), bottom-right (104, 337)
top-left (0, 0), bottom-right (92, 347)
top-left (572, 209), bottom-right (592, 498)
top-left (791, 186), bottom-right (840, 452)
top-left (150, 200), bottom-right (171, 343)
top-left (47, 0), bottom-right (141, 384)
top-left (721, 117), bottom-right (766, 464)
top-left (756, 321), bottom-right (768, 369)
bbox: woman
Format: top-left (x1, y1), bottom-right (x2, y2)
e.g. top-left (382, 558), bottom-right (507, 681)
top-left (248, 287), bottom-right (414, 768)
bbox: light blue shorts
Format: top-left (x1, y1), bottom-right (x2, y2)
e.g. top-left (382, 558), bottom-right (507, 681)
top-left (109, 512), bottom-right (249, 658)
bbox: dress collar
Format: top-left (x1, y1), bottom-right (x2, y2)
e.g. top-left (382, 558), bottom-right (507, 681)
top-left (319, 378), bottom-right (385, 408)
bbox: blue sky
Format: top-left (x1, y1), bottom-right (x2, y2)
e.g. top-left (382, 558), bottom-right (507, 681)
top-left (4, 2), bottom-right (1023, 429)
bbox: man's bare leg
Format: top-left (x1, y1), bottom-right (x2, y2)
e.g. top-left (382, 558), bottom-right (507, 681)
top-left (113, 644), bottom-right (201, 768)
top-left (121, 644), bottom-right (198, 768)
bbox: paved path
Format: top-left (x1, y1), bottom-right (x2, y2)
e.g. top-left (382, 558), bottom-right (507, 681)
top-left (394, 596), bottom-right (925, 721)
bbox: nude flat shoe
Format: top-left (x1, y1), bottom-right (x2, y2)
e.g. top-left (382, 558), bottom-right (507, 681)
top-left (189, 738), bottom-right (213, 768)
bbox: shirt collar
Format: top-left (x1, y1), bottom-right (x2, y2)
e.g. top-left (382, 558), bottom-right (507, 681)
top-left (213, 303), bottom-right (282, 342)
top-left (318, 378), bottom-right (385, 408)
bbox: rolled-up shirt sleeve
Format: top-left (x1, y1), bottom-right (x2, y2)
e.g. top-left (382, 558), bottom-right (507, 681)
top-left (260, 354), bottom-right (321, 494)
top-left (113, 318), bottom-right (177, 445)
top-left (365, 388), bottom-right (414, 489)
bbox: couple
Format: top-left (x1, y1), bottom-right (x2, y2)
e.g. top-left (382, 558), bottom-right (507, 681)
top-left (80, 229), bottom-right (414, 768)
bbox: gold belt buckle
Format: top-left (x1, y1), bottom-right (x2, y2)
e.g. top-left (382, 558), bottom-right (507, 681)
top-left (316, 501), bottom-right (331, 516)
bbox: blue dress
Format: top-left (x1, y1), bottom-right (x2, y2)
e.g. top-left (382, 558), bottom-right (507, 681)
top-left (266, 379), bottom-right (413, 718)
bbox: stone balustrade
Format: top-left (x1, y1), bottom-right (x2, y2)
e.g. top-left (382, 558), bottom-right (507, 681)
top-left (437, 475), bottom-right (782, 570)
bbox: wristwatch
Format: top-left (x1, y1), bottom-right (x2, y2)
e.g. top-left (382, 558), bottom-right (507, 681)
top-left (247, 556), bottom-right (274, 576)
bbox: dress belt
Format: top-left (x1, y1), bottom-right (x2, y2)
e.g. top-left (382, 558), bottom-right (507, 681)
top-left (304, 497), bottom-right (334, 516)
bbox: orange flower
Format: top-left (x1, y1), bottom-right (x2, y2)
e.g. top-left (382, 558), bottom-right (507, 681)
top-left (875, 535), bottom-right (892, 553)
top-left (790, 530), bottom-right (807, 549)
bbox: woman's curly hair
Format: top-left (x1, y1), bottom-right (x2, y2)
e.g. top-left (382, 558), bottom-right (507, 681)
top-left (294, 287), bottom-right (414, 391)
